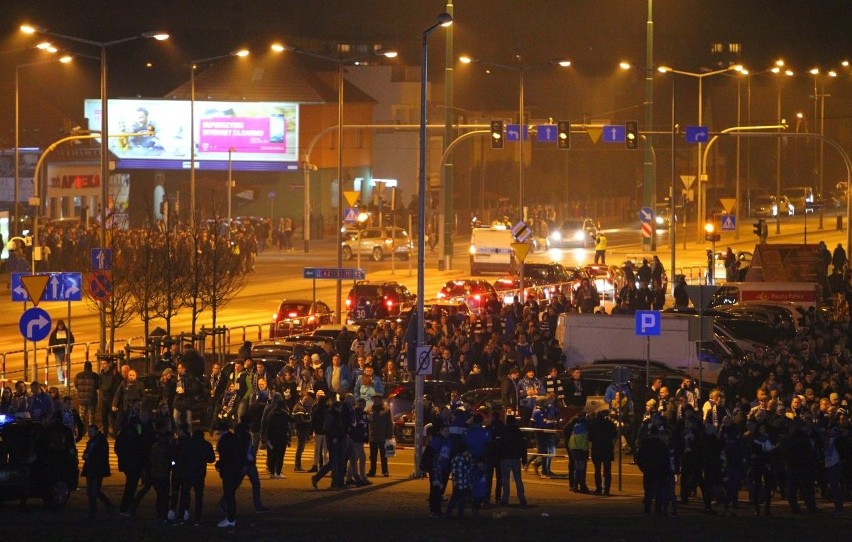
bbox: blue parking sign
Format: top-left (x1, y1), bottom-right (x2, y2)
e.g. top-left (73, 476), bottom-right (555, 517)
top-left (635, 310), bottom-right (661, 336)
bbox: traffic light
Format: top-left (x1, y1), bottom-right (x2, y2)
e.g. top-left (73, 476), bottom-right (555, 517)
top-left (490, 120), bottom-right (504, 149)
top-left (752, 219), bottom-right (762, 236)
top-left (625, 120), bottom-right (639, 150)
top-left (557, 120), bottom-right (571, 150)
top-left (704, 221), bottom-right (720, 242)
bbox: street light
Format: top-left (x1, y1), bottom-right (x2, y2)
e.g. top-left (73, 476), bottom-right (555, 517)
top-left (415, 11), bottom-right (453, 475)
top-left (271, 43), bottom-right (397, 322)
top-left (14, 53), bottom-right (73, 236)
top-left (658, 63), bottom-right (743, 241)
top-left (355, 211), bottom-right (369, 271)
top-left (459, 55), bottom-right (571, 226)
top-left (189, 49), bottom-right (250, 228)
top-left (770, 61), bottom-right (794, 234)
top-left (21, 24), bottom-right (169, 354)
top-left (809, 67), bottom-right (835, 230)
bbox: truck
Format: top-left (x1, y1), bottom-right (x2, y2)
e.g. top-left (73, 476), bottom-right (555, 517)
top-left (556, 313), bottom-right (737, 382)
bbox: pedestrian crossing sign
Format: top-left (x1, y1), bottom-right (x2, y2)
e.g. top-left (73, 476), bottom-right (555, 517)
top-left (721, 214), bottom-right (736, 231)
top-left (344, 207), bottom-right (359, 223)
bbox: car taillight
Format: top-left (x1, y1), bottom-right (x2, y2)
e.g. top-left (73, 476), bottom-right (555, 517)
top-left (473, 294), bottom-right (481, 301)
top-left (437, 292), bottom-right (446, 299)
top-left (386, 299), bottom-right (394, 308)
top-left (308, 316), bottom-right (315, 323)
top-left (288, 311), bottom-right (298, 318)
top-left (345, 298), bottom-right (352, 308)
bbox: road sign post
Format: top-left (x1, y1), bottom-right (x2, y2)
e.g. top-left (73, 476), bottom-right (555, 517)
top-left (635, 310), bottom-right (661, 399)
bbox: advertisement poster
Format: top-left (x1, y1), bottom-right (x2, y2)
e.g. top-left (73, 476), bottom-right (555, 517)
top-left (84, 99), bottom-right (299, 171)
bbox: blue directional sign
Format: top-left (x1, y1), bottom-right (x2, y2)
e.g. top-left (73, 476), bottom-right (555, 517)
top-left (11, 272), bottom-right (83, 302)
top-left (536, 124), bottom-right (557, 142)
top-left (602, 125), bottom-right (626, 143)
top-left (685, 125), bottom-right (709, 144)
top-left (721, 214), bottom-right (736, 231)
top-left (303, 267), bottom-right (366, 280)
top-left (19, 307), bottom-right (52, 342)
top-left (635, 310), bottom-right (661, 336)
top-left (91, 248), bottom-right (113, 271)
top-left (343, 207), bottom-right (359, 224)
top-left (505, 124), bottom-right (529, 141)
top-left (639, 207), bottom-right (654, 223)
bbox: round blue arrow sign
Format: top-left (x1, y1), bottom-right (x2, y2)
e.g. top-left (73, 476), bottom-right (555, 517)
top-left (20, 307), bottom-right (52, 342)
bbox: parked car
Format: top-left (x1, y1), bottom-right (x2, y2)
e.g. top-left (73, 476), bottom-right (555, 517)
top-left (345, 281), bottom-right (416, 322)
top-left (751, 195), bottom-right (794, 217)
top-left (436, 279), bottom-right (497, 314)
top-left (386, 380), bottom-right (466, 444)
top-left (582, 264), bottom-right (626, 300)
top-left (0, 417), bottom-right (79, 509)
top-left (549, 218), bottom-right (597, 248)
top-left (341, 226), bottom-right (412, 261)
top-left (783, 186), bottom-right (815, 214)
top-left (269, 299), bottom-right (335, 338)
top-left (492, 275), bottom-right (549, 303)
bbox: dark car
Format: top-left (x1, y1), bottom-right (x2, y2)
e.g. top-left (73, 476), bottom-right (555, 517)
top-left (250, 337), bottom-right (330, 365)
top-left (581, 361), bottom-right (713, 397)
top-left (269, 299), bottom-right (335, 338)
top-left (385, 380), bottom-right (465, 444)
top-left (0, 417), bottom-right (79, 509)
top-left (346, 281), bottom-right (417, 322)
top-left (437, 279), bottom-right (497, 314)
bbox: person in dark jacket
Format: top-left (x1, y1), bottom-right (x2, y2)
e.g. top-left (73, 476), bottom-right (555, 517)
top-left (82, 424), bottom-right (113, 520)
top-left (173, 362), bottom-right (201, 433)
top-left (261, 392), bottom-right (292, 478)
top-left (177, 429), bottom-right (215, 525)
top-left (115, 408), bottom-right (145, 515)
top-left (48, 319), bottom-right (74, 383)
top-left (588, 409), bottom-right (618, 495)
top-left (99, 360), bottom-right (121, 438)
top-left (74, 361), bottom-right (100, 426)
top-left (311, 400), bottom-right (349, 489)
top-left (149, 430), bottom-right (174, 523)
top-left (497, 414), bottom-right (528, 506)
top-left (292, 391), bottom-right (314, 471)
top-left (112, 369), bottom-right (144, 426)
top-left (636, 424), bottom-right (669, 515)
top-left (367, 394), bottom-right (394, 477)
top-left (215, 423), bottom-right (245, 528)
top-left (310, 392), bottom-right (329, 472)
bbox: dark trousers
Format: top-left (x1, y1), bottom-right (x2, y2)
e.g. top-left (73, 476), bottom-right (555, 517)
top-left (315, 439), bottom-right (346, 487)
top-left (595, 250), bottom-right (606, 264)
top-left (485, 457), bottom-right (503, 503)
top-left (786, 467), bottom-right (817, 513)
top-left (119, 468), bottom-right (142, 513)
top-left (178, 478), bottom-right (205, 522)
top-left (100, 397), bottom-right (115, 437)
top-left (221, 473), bottom-right (240, 522)
top-left (643, 473), bottom-right (665, 514)
top-left (267, 443), bottom-right (286, 475)
top-left (428, 469), bottom-right (449, 515)
top-left (153, 477), bottom-right (170, 521)
top-left (446, 485), bottom-right (471, 517)
top-left (592, 455), bottom-right (612, 493)
top-left (369, 441), bottom-right (389, 475)
top-left (295, 430), bottom-right (310, 469)
top-left (570, 450), bottom-right (589, 491)
top-left (85, 475), bottom-right (112, 517)
top-left (752, 464), bottom-right (775, 514)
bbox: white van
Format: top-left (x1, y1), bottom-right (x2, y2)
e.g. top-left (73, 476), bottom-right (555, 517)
top-left (469, 227), bottom-right (517, 275)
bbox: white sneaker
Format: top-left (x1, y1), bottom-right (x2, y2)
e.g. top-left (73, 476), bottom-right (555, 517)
top-left (217, 519), bottom-right (236, 528)
top-left (167, 510), bottom-right (176, 521)
top-left (183, 510), bottom-right (190, 521)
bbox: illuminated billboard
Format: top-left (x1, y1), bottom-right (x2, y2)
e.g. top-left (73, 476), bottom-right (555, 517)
top-left (84, 99), bottom-right (300, 172)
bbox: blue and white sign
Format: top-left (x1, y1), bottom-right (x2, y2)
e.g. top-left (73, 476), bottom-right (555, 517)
top-left (11, 272), bottom-right (83, 302)
top-left (602, 125), bottom-right (626, 143)
top-left (639, 207), bottom-right (654, 223)
top-left (505, 124), bottom-right (529, 141)
top-left (635, 310), bottom-right (661, 336)
top-left (303, 267), bottom-right (366, 280)
top-left (343, 207), bottom-right (359, 224)
top-left (91, 248), bottom-right (113, 271)
top-left (536, 124), bottom-right (557, 142)
top-left (19, 307), bottom-right (52, 342)
top-left (685, 125), bottom-right (709, 144)
top-left (721, 214), bottom-right (736, 231)
top-left (511, 221), bottom-right (532, 242)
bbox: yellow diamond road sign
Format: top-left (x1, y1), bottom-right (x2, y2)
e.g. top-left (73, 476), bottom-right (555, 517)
top-left (343, 190), bottom-right (361, 208)
top-left (511, 242), bottom-right (532, 263)
top-left (21, 275), bottom-right (49, 307)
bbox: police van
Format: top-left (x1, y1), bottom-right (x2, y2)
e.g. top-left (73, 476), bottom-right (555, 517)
top-left (469, 226), bottom-right (517, 275)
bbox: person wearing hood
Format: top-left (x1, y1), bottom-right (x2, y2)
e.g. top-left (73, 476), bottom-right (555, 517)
top-left (261, 392), bottom-right (293, 479)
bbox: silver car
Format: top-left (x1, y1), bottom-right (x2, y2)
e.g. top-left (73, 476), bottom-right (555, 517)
top-left (342, 226), bottom-right (412, 261)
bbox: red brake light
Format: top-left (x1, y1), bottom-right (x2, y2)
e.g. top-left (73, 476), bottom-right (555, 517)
top-left (288, 311), bottom-right (298, 318)
top-left (386, 299), bottom-right (393, 308)
top-left (437, 292), bottom-right (446, 299)
top-left (345, 298), bottom-right (352, 308)
top-left (473, 294), bottom-right (481, 301)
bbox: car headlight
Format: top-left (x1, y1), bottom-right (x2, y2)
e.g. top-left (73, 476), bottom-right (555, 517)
top-left (573, 230), bottom-right (585, 241)
top-left (550, 232), bottom-right (561, 242)
top-left (469, 244), bottom-right (476, 254)
top-left (655, 216), bottom-right (664, 225)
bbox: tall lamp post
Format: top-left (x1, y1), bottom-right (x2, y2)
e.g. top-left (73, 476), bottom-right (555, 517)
top-left (809, 68), bottom-right (834, 229)
top-left (189, 50), bottom-right (250, 228)
top-left (458, 55), bottom-right (571, 223)
top-left (658, 64), bottom-right (743, 241)
top-left (271, 44), bottom-right (397, 321)
top-left (416, 12), bottom-right (453, 474)
top-left (21, 24), bottom-right (169, 354)
top-left (770, 62), bottom-right (794, 234)
top-left (15, 54), bottom-right (73, 236)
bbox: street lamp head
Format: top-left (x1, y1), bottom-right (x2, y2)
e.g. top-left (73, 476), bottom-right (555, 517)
top-left (459, 55), bottom-right (475, 64)
top-left (270, 42), bottom-right (295, 53)
top-left (376, 48), bottom-right (398, 59)
top-left (20, 24), bottom-right (47, 35)
top-left (619, 61), bottom-right (632, 70)
top-left (141, 31), bottom-right (169, 41)
top-left (37, 42), bottom-right (58, 53)
top-left (809, 67), bottom-right (819, 75)
top-left (437, 12), bottom-right (453, 27)
top-left (657, 66), bottom-right (671, 73)
top-left (731, 64), bottom-right (744, 72)
top-left (704, 222), bottom-right (715, 234)
top-left (233, 48), bottom-right (250, 57)
top-left (554, 59), bottom-right (572, 68)
top-left (796, 111), bottom-right (804, 119)
top-left (59, 54), bottom-right (73, 63)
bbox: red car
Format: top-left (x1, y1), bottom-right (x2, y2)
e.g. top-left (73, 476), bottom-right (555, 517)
top-left (270, 299), bottom-right (335, 338)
